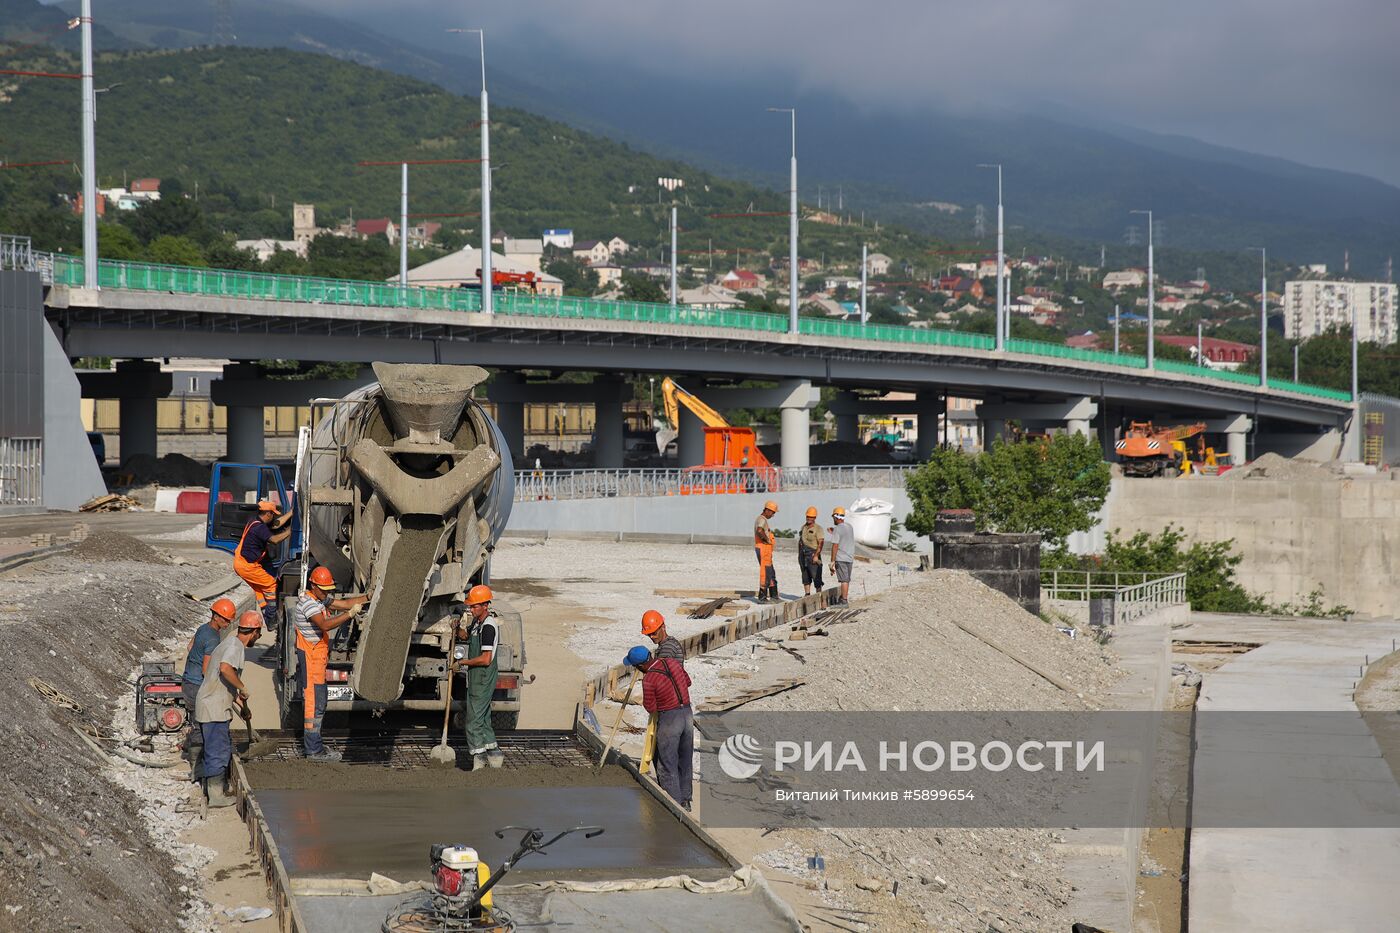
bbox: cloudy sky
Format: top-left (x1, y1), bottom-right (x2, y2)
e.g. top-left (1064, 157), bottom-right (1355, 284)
top-left (311, 0), bottom-right (1400, 185)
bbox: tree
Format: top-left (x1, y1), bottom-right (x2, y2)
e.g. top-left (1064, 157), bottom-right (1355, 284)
top-left (304, 233), bottom-right (396, 280)
top-left (98, 222), bottom-right (143, 260)
top-left (546, 258), bottom-right (600, 297)
top-left (904, 433), bottom-right (1111, 549)
top-left (146, 235), bottom-right (207, 266)
top-left (123, 196), bottom-right (208, 245)
top-left (619, 272), bottom-right (665, 303)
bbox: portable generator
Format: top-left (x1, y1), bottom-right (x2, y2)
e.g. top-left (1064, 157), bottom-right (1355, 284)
top-left (136, 660), bottom-right (187, 735)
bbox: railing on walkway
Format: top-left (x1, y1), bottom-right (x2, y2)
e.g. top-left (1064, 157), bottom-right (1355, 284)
top-left (1041, 569), bottom-right (1188, 625)
top-left (0, 437), bottom-right (42, 508)
top-left (1, 235), bottom-right (34, 272)
top-left (37, 250), bottom-right (1354, 403)
top-left (513, 464), bottom-right (915, 501)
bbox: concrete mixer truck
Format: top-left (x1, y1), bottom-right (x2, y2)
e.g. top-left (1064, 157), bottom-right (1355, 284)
top-left (204, 363), bottom-right (525, 728)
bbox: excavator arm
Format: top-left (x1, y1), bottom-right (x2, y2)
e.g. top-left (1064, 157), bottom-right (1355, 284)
top-left (661, 377), bottom-right (729, 430)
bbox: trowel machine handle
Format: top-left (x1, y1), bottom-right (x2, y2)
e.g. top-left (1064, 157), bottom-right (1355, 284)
top-left (465, 825), bottom-right (606, 911)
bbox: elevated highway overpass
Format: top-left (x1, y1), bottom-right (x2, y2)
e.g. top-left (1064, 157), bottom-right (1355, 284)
top-left (37, 254), bottom-right (1354, 468)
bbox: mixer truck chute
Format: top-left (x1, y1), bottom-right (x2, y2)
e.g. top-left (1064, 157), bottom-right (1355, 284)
top-left (206, 363), bottom-right (525, 728)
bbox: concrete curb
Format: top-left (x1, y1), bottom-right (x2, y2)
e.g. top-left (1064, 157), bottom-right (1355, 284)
top-left (0, 543), bottom-right (72, 574)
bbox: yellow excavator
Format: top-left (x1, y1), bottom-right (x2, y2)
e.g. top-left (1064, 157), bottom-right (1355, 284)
top-left (660, 378), bottom-right (778, 492)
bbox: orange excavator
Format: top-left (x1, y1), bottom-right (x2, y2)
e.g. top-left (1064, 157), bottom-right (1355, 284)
top-left (1115, 421), bottom-right (1208, 477)
top-left (661, 377), bottom-right (779, 493)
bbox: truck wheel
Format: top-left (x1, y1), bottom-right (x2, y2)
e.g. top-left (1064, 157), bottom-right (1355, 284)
top-left (492, 710), bottom-right (519, 732)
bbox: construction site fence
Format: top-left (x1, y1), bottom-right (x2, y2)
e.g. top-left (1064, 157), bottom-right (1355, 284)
top-left (513, 465), bottom-right (916, 501)
top-left (39, 252), bottom-right (1354, 404)
top-left (1041, 570), bottom-right (1188, 625)
top-left (0, 437), bottom-right (43, 508)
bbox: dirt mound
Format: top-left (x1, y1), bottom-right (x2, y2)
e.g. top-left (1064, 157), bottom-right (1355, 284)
top-left (0, 559), bottom-right (215, 932)
top-left (71, 531), bottom-right (167, 564)
top-left (1224, 451), bottom-right (1332, 481)
top-left (119, 452), bottom-right (209, 486)
top-left (759, 440), bottom-right (896, 466)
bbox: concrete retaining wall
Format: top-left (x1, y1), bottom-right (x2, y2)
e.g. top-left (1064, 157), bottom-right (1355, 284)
top-left (508, 485), bottom-right (924, 549)
top-left (1101, 476), bottom-right (1400, 617)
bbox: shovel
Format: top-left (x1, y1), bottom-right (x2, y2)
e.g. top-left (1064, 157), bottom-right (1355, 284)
top-left (594, 671), bottom-right (638, 774)
top-left (429, 634), bottom-right (458, 767)
top-left (237, 699), bottom-right (279, 760)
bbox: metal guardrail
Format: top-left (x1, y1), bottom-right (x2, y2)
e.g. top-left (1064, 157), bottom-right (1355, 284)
top-left (513, 464), bottom-right (915, 500)
top-left (37, 251), bottom-right (1354, 403)
top-left (1041, 569), bottom-right (1188, 625)
top-left (0, 437), bottom-right (42, 508)
top-left (1, 235), bottom-right (34, 272)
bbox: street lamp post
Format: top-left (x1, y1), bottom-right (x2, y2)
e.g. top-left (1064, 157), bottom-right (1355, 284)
top-left (80, 0), bottom-right (97, 287)
top-left (1130, 209), bottom-right (1155, 368)
top-left (1114, 303), bottom-right (1121, 355)
top-left (669, 206), bottom-right (677, 308)
top-left (769, 107), bottom-right (798, 334)
top-left (977, 164), bottom-right (1004, 350)
top-left (450, 28), bottom-right (490, 313)
top-left (1248, 247), bottom-right (1268, 388)
top-left (860, 242), bottom-right (868, 325)
top-left (1352, 302), bottom-right (1359, 401)
top-left (399, 162), bottom-right (409, 285)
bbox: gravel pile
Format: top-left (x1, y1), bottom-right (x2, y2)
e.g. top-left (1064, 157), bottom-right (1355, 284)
top-left (72, 531), bottom-right (168, 564)
top-left (120, 453), bottom-right (211, 487)
top-left (729, 571), bottom-right (1122, 931)
top-left (1223, 451), bottom-right (1332, 481)
top-left (0, 558), bottom-right (217, 932)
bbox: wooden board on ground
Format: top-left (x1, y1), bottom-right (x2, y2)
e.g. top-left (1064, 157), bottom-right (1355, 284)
top-left (185, 572), bottom-right (243, 602)
top-left (654, 588), bottom-right (745, 599)
top-left (698, 678), bottom-right (807, 713)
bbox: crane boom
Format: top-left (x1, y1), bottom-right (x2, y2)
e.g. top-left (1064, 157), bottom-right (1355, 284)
top-left (661, 377), bottom-right (729, 429)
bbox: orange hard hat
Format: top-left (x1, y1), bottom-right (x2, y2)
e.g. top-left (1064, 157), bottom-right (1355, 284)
top-left (763, 500), bottom-right (779, 513)
top-left (309, 566), bottom-right (336, 591)
top-left (237, 609), bottom-right (263, 630)
top-left (210, 598), bottom-right (236, 621)
top-left (832, 506), bottom-right (847, 517)
top-left (805, 507), bottom-right (818, 518)
top-left (256, 500), bottom-right (280, 513)
top-left (641, 610), bottom-right (665, 636)
top-left (466, 584), bottom-right (493, 606)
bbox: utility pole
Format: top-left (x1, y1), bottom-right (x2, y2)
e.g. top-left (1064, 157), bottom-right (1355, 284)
top-left (669, 206), bottom-right (677, 308)
top-left (769, 107), bottom-right (798, 334)
top-left (1114, 304), bottom-right (1120, 355)
top-left (399, 162), bottom-right (409, 285)
top-left (1293, 342), bottom-right (1299, 382)
top-left (450, 29), bottom-right (491, 312)
top-left (1197, 321), bottom-right (1204, 366)
top-left (1130, 209), bottom-right (1154, 368)
top-left (1352, 302), bottom-right (1359, 401)
top-left (1248, 246), bottom-right (1267, 387)
top-left (978, 164), bottom-right (1004, 351)
top-left (860, 242), bottom-right (868, 325)
top-left (80, 0), bottom-right (98, 287)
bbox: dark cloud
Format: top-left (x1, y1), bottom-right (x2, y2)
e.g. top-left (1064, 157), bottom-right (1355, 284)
top-left (307, 0), bottom-right (1400, 183)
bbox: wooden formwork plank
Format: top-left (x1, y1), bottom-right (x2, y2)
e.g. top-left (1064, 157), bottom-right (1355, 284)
top-left (231, 760), bottom-right (311, 933)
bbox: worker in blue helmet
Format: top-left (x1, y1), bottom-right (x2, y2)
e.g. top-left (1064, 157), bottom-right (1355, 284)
top-left (624, 636), bottom-right (693, 810)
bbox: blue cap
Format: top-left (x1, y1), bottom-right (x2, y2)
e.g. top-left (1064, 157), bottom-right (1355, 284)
top-left (624, 646), bottom-right (652, 668)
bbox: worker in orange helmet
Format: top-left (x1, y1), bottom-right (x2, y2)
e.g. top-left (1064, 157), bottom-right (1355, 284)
top-left (453, 584), bottom-right (504, 769)
top-left (233, 500), bottom-right (293, 631)
top-left (181, 597), bottom-right (237, 776)
top-left (292, 566), bottom-right (369, 761)
top-left (798, 506), bottom-right (825, 596)
top-left (753, 500), bottom-right (780, 602)
top-left (641, 609), bottom-right (683, 662)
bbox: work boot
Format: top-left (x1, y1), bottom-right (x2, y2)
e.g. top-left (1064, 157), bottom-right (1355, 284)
top-left (487, 750), bottom-right (504, 769)
top-left (472, 753), bottom-right (488, 771)
top-left (204, 773), bottom-right (235, 809)
top-left (306, 748), bottom-right (341, 763)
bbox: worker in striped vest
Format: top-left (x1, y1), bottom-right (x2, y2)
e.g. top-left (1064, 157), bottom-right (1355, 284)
top-left (293, 567), bottom-right (368, 761)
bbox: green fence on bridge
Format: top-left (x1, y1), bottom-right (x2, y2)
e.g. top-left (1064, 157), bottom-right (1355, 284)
top-left (49, 254), bottom-right (1353, 403)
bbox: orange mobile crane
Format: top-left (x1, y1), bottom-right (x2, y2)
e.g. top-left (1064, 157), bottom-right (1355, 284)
top-left (660, 377), bottom-right (779, 492)
top-left (1114, 421), bottom-right (1208, 477)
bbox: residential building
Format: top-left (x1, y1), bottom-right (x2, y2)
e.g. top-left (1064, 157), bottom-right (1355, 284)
top-left (606, 236), bottom-right (630, 256)
top-left (941, 277), bottom-right (984, 300)
top-left (406, 221), bottom-right (442, 248)
top-left (824, 276), bottom-right (860, 292)
top-left (1066, 332), bottom-right (1101, 350)
top-left (502, 237), bottom-right (545, 273)
top-left (1157, 295), bottom-right (1189, 317)
top-left (591, 263), bottom-right (624, 288)
top-left (976, 258), bottom-right (1014, 280)
top-left (629, 261), bottom-right (671, 279)
top-left (73, 192), bottom-right (106, 218)
top-left (679, 283), bottom-right (743, 310)
top-left (391, 245), bottom-right (563, 296)
top-left (235, 238), bottom-right (306, 262)
top-left (1157, 335), bottom-right (1258, 368)
top-left (721, 269), bottom-right (765, 293)
top-left (1284, 280), bottom-right (1397, 344)
top-left (865, 252), bottom-right (893, 276)
top-left (542, 228), bottom-right (574, 249)
top-left (1103, 270), bottom-right (1147, 290)
top-left (355, 218), bottom-right (399, 244)
top-left (572, 240), bottom-right (611, 265)
top-left (130, 178), bottom-right (161, 199)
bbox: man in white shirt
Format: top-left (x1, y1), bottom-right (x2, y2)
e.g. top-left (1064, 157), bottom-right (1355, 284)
top-left (828, 507), bottom-right (856, 606)
top-left (194, 610), bottom-right (263, 807)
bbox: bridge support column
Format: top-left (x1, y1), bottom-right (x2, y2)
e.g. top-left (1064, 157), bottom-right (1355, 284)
top-left (677, 393), bottom-right (706, 468)
top-left (491, 372), bottom-right (526, 463)
top-left (218, 363), bottom-right (266, 464)
top-left (915, 391), bottom-right (941, 461)
top-left (592, 376), bottom-right (630, 469)
top-left (833, 392), bottom-right (859, 444)
top-left (1206, 414), bottom-right (1254, 465)
top-left (779, 380), bottom-right (819, 471)
top-left (113, 360), bottom-right (167, 465)
top-left (977, 397), bottom-right (1099, 445)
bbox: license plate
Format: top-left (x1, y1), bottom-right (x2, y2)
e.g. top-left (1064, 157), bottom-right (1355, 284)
top-left (326, 685), bottom-right (354, 701)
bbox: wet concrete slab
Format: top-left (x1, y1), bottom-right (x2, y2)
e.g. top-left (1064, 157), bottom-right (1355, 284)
top-left (255, 787), bottom-right (729, 883)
